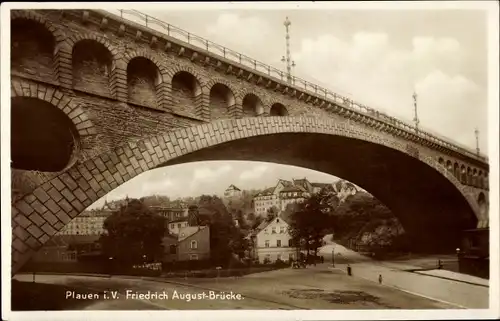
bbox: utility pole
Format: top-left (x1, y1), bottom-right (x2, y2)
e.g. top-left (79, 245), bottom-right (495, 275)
top-left (281, 16), bottom-right (295, 84)
top-left (412, 91), bottom-right (420, 133)
top-left (475, 128), bottom-right (480, 155)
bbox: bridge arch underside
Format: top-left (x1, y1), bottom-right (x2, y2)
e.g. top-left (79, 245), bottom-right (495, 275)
top-left (11, 118), bottom-right (481, 273)
top-left (165, 133), bottom-right (477, 253)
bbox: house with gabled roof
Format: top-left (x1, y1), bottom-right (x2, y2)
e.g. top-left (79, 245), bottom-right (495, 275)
top-left (250, 215), bottom-right (296, 264)
top-left (162, 225), bottom-right (210, 263)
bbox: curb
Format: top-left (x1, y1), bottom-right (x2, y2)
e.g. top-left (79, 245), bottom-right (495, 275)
top-left (412, 271), bottom-right (489, 288)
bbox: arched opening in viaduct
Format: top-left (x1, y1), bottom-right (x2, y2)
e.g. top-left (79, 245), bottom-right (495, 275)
top-left (242, 93), bottom-right (264, 117)
top-left (72, 40), bottom-right (113, 96)
top-left (11, 97), bottom-right (79, 172)
top-left (209, 83), bottom-right (235, 120)
top-left (11, 119), bottom-right (483, 273)
top-left (11, 18), bottom-right (55, 80)
top-left (270, 103), bottom-right (288, 116)
top-left (454, 162), bottom-right (459, 180)
top-left (477, 192), bottom-right (487, 218)
top-left (460, 165), bottom-right (467, 183)
top-left (171, 71), bottom-right (202, 117)
top-left (160, 133), bottom-right (477, 253)
top-left (127, 57), bottom-right (161, 107)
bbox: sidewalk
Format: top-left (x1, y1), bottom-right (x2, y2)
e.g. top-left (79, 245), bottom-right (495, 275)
top-left (414, 269), bottom-right (489, 287)
top-left (325, 262), bottom-right (488, 309)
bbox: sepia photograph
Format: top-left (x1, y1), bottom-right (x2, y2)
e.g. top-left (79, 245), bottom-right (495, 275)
top-left (1, 1), bottom-right (498, 320)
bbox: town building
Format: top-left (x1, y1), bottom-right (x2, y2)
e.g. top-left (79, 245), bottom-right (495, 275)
top-left (57, 200), bottom-right (120, 236)
top-left (250, 215), bottom-right (295, 263)
top-left (224, 184), bottom-right (242, 198)
top-left (167, 218), bottom-right (189, 235)
top-left (162, 225), bottom-right (211, 262)
top-left (253, 178), bottom-right (358, 216)
top-left (150, 205), bottom-right (189, 222)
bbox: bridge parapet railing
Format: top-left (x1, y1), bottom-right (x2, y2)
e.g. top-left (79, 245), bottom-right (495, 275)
top-left (99, 9), bottom-right (487, 163)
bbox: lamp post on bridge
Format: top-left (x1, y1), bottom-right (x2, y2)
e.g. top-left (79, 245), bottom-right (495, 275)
top-left (475, 128), bottom-right (480, 155)
top-left (412, 91), bottom-right (420, 133)
top-left (281, 16), bottom-right (296, 84)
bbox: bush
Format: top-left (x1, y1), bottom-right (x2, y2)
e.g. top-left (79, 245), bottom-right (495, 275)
top-left (274, 259), bottom-right (289, 268)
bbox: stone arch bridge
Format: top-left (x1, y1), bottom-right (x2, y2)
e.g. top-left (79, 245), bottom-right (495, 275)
top-left (9, 9), bottom-right (489, 273)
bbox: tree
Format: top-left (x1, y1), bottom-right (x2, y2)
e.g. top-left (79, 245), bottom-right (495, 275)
top-left (139, 195), bottom-right (171, 208)
top-left (266, 206), bottom-right (280, 221)
top-left (100, 198), bottom-right (167, 266)
top-left (288, 193), bottom-right (331, 258)
top-left (251, 215), bottom-right (264, 229)
top-left (235, 209), bottom-right (247, 229)
top-left (187, 205), bottom-right (200, 226)
top-left (194, 195), bottom-right (248, 266)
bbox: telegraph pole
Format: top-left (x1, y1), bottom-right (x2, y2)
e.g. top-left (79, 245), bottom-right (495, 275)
top-left (281, 17), bottom-right (295, 84)
top-left (412, 91), bottom-right (420, 133)
top-left (475, 128), bottom-right (480, 155)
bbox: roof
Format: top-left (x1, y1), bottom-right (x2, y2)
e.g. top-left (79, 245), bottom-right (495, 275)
top-left (150, 206), bottom-right (186, 212)
top-left (254, 215), bottom-right (292, 233)
top-left (292, 178), bottom-right (311, 191)
top-left (226, 184), bottom-right (241, 191)
top-left (169, 218), bottom-right (189, 223)
top-left (79, 210), bottom-right (112, 218)
top-left (280, 185), bottom-right (306, 193)
top-left (254, 187), bottom-right (274, 197)
top-left (311, 182), bottom-right (331, 188)
top-left (178, 225), bottom-right (208, 241)
top-left (278, 179), bottom-right (294, 188)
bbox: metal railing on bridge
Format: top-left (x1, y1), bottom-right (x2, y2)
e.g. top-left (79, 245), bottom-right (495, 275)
top-left (102, 9), bottom-right (487, 163)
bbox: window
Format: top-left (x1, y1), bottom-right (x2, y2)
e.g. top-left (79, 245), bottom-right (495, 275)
top-left (280, 226), bottom-right (286, 234)
top-left (177, 223), bottom-right (181, 228)
top-left (288, 239), bottom-right (293, 247)
top-left (169, 245), bottom-right (176, 254)
top-left (277, 240), bottom-right (281, 247)
top-left (264, 229), bottom-right (268, 234)
top-left (271, 227), bottom-right (277, 234)
top-left (170, 224), bottom-right (174, 229)
top-left (190, 240), bottom-right (198, 249)
top-left (265, 240), bottom-right (270, 248)
top-left (190, 254), bottom-right (198, 260)
top-left (277, 254), bottom-right (282, 261)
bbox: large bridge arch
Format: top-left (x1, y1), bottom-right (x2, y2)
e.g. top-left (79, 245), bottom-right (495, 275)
top-left (11, 117), bottom-right (481, 274)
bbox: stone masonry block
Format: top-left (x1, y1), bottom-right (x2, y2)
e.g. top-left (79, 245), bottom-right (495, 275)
top-left (27, 225), bottom-right (44, 239)
top-left (15, 199), bottom-right (34, 216)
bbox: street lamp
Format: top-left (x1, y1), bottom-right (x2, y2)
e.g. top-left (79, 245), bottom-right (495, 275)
top-left (281, 16), bottom-right (296, 83)
top-left (331, 243), bottom-right (336, 268)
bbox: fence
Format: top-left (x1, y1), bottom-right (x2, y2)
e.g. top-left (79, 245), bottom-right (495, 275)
top-left (96, 9), bottom-right (487, 162)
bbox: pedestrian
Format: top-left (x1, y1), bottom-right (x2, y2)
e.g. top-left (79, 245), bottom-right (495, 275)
top-left (378, 274), bottom-right (383, 284)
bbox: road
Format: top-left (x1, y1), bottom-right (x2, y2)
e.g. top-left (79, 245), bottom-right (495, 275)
top-left (318, 239), bottom-right (489, 309)
top-left (14, 265), bottom-right (458, 310)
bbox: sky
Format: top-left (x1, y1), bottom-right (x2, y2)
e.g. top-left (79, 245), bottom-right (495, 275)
top-left (89, 3), bottom-right (491, 209)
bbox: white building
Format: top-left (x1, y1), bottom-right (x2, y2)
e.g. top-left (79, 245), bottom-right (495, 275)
top-left (167, 218), bottom-right (189, 235)
top-left (251, 216), bottom-right (296, 263)
top-left (253, 178), bottom-right (330, 216)
top-left (224, 184), bottom-right (242, 198)
top-left (57, 201), bottom-right (119, 236)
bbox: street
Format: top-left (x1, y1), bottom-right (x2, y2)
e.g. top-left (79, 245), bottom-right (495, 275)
top-left (14, 263), bottom-right (466, 310)
top-left (318, 240), bottom-right (489, 309)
